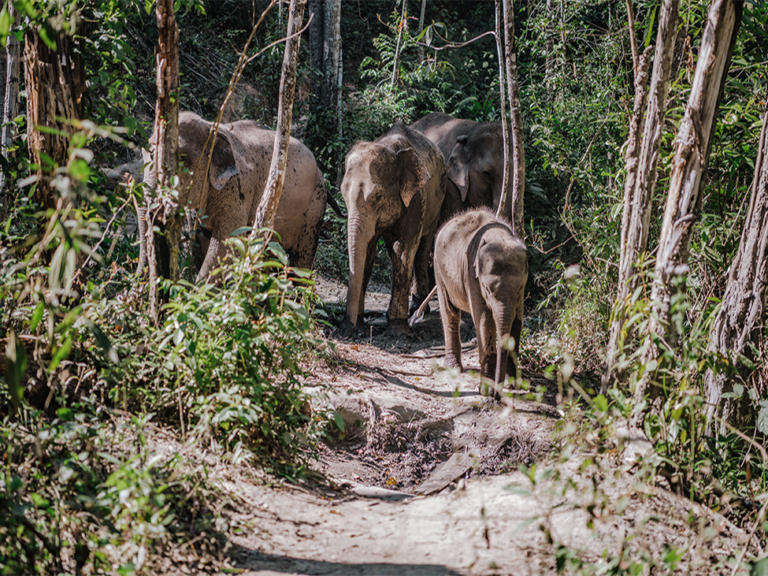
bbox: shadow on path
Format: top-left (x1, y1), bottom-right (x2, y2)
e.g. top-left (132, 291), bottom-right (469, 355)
top-left (231, 546), bottom-right (465, 576)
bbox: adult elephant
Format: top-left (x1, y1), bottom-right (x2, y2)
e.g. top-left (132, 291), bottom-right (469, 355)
top-left (141, 111), bottom-right (342, 281)
top-left (340, 121), bottom-right (446, 336)
top-left (410, 112), bottom-right (507, 223)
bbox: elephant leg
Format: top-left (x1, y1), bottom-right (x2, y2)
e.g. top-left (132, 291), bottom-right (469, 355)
top-left (474, 306), bottom-right (499, 397)
top-left (437, 286), bottom-right (462, 370)
top-left (193, 227), bottom-right (212, 273)
top-left (386, 238), bottom-right (418, 335)
top-left (357, 239), bottom-right (376, 328)
top-left (506, 306), bottom-right (524, 379)
top-left (410, 232), bottom-right (435, 316)
top-left (289, 223), bottom-right (320, 270)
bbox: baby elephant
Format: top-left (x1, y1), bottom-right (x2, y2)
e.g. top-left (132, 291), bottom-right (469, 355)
top-left (434, 208), bottom-right (527, 395)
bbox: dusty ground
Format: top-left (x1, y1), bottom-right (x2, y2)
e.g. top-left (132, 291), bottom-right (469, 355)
top-left (153, 277), bottom-right (759, 575)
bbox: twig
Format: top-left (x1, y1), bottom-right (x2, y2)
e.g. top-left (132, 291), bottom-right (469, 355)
top-left (71, 194), bottom-right (132, 286)
top-left (246, 13), bottom-right (314, 63)
top-left (414, 30), bottom-right (497, 52)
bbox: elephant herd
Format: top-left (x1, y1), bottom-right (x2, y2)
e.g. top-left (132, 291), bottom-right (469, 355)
top-left (134, 111), bottom-right (528, 395)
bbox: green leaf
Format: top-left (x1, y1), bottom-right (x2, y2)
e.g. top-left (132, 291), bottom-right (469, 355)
top-left (593, 394), bottom-right (608, 413)
top-left (144, 0), bottom-right (154, 14)
top-left (29, 301), bottom-right (45, 332)
top-left (4, 329), bottom-right (27, 414)
top-left (84, 320), bottom-right (119, 363)
top-left (752, 556), bottom-right (768, 576)
top-left (757, 406), bottom-right (768, 436)
top-left (333, 411), bottom-right (345, 433)
top-left (0, 8), bottom-right (11, 40)
top-left (57, 407), bottom-right (74, 421)
top-left (733, 383), bottom-right (745, 398)
top-left (49, 337), bottom-right (72, 372)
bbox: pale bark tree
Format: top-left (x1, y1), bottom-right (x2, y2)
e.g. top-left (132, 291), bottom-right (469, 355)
top-left (544, 0), bottom-right (554, 96)
top-left (145, 0), bottom-right (180, 322)
top-left (602, 0), bottom-right (679, 391)
top-left (252, 0), bottom-right (305, 232)
top-left (3, 8), bottom-right (22, 166)
top-left (308, 0), bottom-right (340, 118)
top-left (417, 0), bottom-right (427, 63)
top-left (24, 25), bottom-right (84, 211)
top-left (502, 0), bottom-right (525, 237)
top-left (391, 0), bottom-right (407, 88)
top-left (704, 101), bottom-right (768, 433)
top-left (494, 0), bottom-right (509, 219)
top-left (626, 0), bottom-right (639, 79)
top-left (635, 0), bottom-right (743, 405)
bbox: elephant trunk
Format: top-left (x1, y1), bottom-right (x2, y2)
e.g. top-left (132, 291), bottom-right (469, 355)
top-left (344, 213), bottom-right (374, 337)
top-left (494, 305), bottom-right (515, 387)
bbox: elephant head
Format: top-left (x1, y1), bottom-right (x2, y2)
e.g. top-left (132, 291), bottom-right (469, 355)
top-left (340, 122), bottom-right (431, 335)
top-left (446, 122), bottom-right (508, 215)
top-left (142, 112), bottom-right (239, 214)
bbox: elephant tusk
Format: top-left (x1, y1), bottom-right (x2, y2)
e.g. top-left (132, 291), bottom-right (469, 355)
top-left (408, 285), bottom-right (438, 327)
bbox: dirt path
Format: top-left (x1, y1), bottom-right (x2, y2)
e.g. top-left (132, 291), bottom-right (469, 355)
top-left (163, 277), bottom-right (752, 575)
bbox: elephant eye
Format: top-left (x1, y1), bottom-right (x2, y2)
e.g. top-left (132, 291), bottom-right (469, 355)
top-left (482, 170), bottom-right (492, 180)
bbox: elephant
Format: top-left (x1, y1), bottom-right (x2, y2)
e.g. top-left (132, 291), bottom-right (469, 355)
top-left (340, 121), bottom-right (446, 336)
top-left (410, 112), bottom-right (508, 223)
top-left (141, 111), bottom-right (343, 282)
top-left (434, 207), bottom-right (527, 395)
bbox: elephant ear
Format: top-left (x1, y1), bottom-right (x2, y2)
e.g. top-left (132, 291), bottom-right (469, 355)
top-left (447, 135), bottom-right (471, 202)
top-left (397, 147), bottom-right (430, 208)
top-left (207, 132), bottom-right (239, 191)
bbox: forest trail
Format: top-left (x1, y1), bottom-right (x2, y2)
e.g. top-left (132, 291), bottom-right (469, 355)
top-left (205, 278), bottom-right (751, 575)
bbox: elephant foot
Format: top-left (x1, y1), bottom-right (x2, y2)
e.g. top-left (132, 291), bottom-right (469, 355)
top-left (341, 315), bottom-right (363, 338)
top-left (385, 319), bottom-right (411, 337)
top-left (444, 354), bottom-right (462, 371)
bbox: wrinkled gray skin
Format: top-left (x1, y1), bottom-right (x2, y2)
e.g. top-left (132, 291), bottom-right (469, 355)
top-left (410, 112), bottom-right (508, 223)
top-left (141, 111), bottom-right (335, 282)
top-left (434, 208), bottom-right (527, 395)
top-left (341, 121), bottom-right (446, 337)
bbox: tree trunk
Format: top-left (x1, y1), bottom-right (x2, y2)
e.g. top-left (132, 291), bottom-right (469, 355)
top-left (2, 7), bottom-right (20, 208)
top-left (322, 0), bottom-right (341, 111)
top-left (635, 0), bottom-right (743, 405)
top-left (24, 26), bottom-right (84, 212)
top-left (391, 0), bottom-right (407, 89)
top-left (704, 102), bottom-right (768, 433)
top-left (494, 0), bottom-right (509, 219)
top-left (544, 0), bottom-right (554, 96)
top-left (252, 0), bottom-right (306, 232)
top-left (146, 0), bottom-right (180, 323)
top-left (502, 0), bottom-right (525, 237)
top-left (602, 0), bottom-right (680, 391)
top-left (417, 0), bottom-right (427, 63)
top-left (308, 0), bottom-right (324, 115)
top-left (626, 0), bottom-right (639, 79)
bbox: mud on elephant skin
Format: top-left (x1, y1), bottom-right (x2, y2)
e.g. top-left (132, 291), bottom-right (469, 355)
top-left (141, 111), bottom-right (340, 282)
top-left (340, 121), bottom-right (446, 337)
top-left (410, 112), bottom-right (509, 224)
top-left (434, 207), bottom-right (527, 396)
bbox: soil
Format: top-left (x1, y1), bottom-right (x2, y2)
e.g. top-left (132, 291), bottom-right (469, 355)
top-left (150, 277), bottom-right (757, 575)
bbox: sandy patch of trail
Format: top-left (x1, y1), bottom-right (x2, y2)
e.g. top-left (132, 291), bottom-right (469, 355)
top-left (211, 277), bottom-right (752, 575)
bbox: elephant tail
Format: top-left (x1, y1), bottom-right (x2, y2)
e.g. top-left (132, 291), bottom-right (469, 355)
top-left (321, 172), bottom-right (346, 218)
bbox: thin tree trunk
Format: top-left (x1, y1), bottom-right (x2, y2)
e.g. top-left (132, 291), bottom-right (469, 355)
top-left (24, 27), bottom-right (84, 212)
top-left (147, 0), bottom-right (180, 322)
top-left (391, 0), bottom-right (407, 89)
top-left (603, 0), bottom-right (679, 391)
top-left (502, 0), bottom-right (525, 237)
top-left (704, 102), bottom-right (768, 433)
top-left (322, 0), bottom-right (341, 110)
top-left (417, 0), bottom-right (427, 63)
top-left (635, 0), bottom-right (743, 405)
top-left (253, 0), bottom-right (306, 232)
top-left (626, 0), bottom-right (639, 79)
top-left (494, 0), bottom-right (509, 219)
top-left (545, 0), bottom-right (554, 96)
top-left (308, 0), bottom-right (323, 115)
